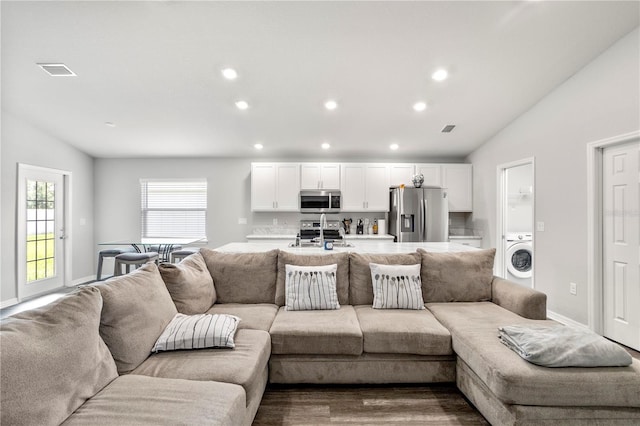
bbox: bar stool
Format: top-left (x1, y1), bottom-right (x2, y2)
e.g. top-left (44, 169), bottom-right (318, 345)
top-left (114, 252), bottom-right (159, 276)
top-left (170, 247), bottom-right (200, 263)
top-left (97, 247), bottom-right (135, 280)
top-left (148, 245), bottom-right (182, 262)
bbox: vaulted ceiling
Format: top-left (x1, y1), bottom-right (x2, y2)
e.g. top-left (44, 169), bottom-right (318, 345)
top-left (2, 1), bottom-right (638, 159)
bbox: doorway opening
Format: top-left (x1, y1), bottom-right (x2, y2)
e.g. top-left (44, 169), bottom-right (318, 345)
top-left (587, 131), bottom-right (639, 351)
top-left (496, 158), bottom-right (535, 288)
top-left (16, 164), bottom-right (72, 301)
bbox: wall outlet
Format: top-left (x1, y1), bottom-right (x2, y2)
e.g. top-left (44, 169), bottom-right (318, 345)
top-left (272, 218), bottom-right (278, 225)
top-left (569, 282), bottom-right (577, 295)
top-left (238, 217), bottom-right (247, 225)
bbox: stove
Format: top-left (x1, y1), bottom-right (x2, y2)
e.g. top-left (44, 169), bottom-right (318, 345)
top-left (299, 220), bottom-right (343, 240)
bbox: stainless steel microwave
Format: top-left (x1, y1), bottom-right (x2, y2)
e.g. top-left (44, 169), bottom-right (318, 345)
top-left (299, 190), bottom-right (342, 213)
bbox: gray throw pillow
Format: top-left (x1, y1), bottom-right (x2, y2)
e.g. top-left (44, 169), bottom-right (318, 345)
top-left (159, 252), bottom-right (216, 314)
top-left (96, 262), bottom-right (178, 373)
top-left (0, 287), bottom-right (118, 426)
top-left (418, 248), bottom-right (496, 302)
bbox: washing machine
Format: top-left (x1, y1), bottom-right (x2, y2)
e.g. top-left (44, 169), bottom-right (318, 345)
top-left (505, 232), bottom-right (533, 287)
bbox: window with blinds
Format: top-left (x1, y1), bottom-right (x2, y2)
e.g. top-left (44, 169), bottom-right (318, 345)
top-left (140, 179), bottom-right (207, 239)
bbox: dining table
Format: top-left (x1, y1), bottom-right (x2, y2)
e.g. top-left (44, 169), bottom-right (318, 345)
top-left (99, 238), bottom-right (206, 262)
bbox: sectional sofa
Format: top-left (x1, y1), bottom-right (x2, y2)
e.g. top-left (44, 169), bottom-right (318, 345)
top-left (1, 248), bottom-right (639, 425)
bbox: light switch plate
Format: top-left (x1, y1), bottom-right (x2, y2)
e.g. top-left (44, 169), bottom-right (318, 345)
top-left (536, 221), bottom-right (545, 232)
top-left (570, 282), bottom-right (577, 295)
top-left (238, 218), bottom-right (247, 225)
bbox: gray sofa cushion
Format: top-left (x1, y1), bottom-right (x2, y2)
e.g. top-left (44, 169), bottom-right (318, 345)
top-left (354, 305), bottom-right (452, 355)
top-left (0, 287), bottom-right (118, 426)
top-left (206, 303), bottom-right (279, 332)
top-left (158, 252), bottom-right (216, 314)
top-left (201, 249), bottom-right (278, 304)
top-left (427, 302), bottom-right (640, 407)
top-left (349, 252), bottom-right (422, 306)
top-left (276, 251), bottom-right (350, 306)
top-left (62, 375), bottom-right (246, 426)
top-left (132, 329), bottom-right (271, 408)
top-left (270, 305), bottom-right (363, 355)
top-left (418, 248), bottom-right (495, 302)
top-left (96, 262), bottom-right (178, 374)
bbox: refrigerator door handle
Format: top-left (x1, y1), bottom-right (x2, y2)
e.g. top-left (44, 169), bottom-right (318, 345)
top-left (422, 197), bottom-right (428, 241)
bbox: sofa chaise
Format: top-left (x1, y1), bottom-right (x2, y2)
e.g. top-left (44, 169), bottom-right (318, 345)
top-left (1, 247), bottom-right (638, 426)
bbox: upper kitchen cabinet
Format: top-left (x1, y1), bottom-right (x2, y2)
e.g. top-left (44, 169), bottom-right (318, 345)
top-left (389, 164), bottom-right (416, 186)
top-left (341, 163), bottom-right (390, 211)
top-left (251, 163), bottom-right (300, 211)
top-left (415, 164), bottom-right (443, 187)
top-left (442, 164), bottom-right (473, 212)
top-left (300, 163), bottom-right (340, 190)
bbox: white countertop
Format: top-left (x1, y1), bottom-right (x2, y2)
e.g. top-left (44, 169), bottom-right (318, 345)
top-left (215, 241), bottom-right (478, 254)
top-left (448, 235), bottom-right (483, 240)
top-left (246, 233), bottom-right (395, 240)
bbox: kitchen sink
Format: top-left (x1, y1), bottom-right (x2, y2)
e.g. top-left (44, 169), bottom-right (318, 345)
top-left (289, 240), bottom-right (354, 248)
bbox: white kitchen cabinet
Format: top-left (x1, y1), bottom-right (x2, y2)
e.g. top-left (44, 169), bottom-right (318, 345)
top-left (251, 163), bottom-right (300, 211)
top-left (341, 163), bottom-right (390, 211)
top-left (300, 163), bottom-right (340, 190)
top-left (389, 164), bottom-right (415, 186)
top-left (442, 164), bottom-right (473, 212)
top-left (415, 164), bottom-right (443, 187)
top-left (414, 163), bottom-right (472, 211)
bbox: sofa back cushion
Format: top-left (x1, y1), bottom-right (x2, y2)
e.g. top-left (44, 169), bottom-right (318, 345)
top-left (159, 252), bottom-right (216, 314)
top-left (96, 262), bottom-right (178, 374)
top-left (201, 248), bottom-right (278, 304)
top-left (349, 252), bottom-right (422, 305)
top-left (418, 248), bottom-right (496, 302)
top-left (0, 286), bottom-right (118, 426)
top-left (276, 251), bottom-right (350, 306)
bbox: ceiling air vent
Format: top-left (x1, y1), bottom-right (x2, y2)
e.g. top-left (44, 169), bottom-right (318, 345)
top-left (37, 63), bottom-right (76, 77)
top-left (441, 124), bottom-right (456, 133)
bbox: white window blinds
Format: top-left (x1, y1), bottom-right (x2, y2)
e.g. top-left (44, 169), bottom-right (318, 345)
top-left (140, 179), bottom-right (207, 239)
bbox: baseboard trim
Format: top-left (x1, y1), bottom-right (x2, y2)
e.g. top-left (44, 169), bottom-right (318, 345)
top-left (69, 275), bottom-right (95, 287)
top-left (0, 298), bottom-right (19, 309)
top-left (547, 310), bottom-right (591, 330)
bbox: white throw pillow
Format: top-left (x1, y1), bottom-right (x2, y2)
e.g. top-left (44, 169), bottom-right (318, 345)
top-left (152, 313), bottom-right (240, 352)
top-left (285, 264), bottom-right (340, 311)
top-left (369, 263), bottom-right (425, 309)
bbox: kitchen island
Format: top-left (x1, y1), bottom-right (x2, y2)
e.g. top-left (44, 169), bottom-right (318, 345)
top-left (215, 241), bottom-right (478, 254)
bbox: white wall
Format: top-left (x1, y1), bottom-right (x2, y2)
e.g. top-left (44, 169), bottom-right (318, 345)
top-left (1, 112), bottom-right (95, 304)
top-left (467, 28), bottom-right (640, 324)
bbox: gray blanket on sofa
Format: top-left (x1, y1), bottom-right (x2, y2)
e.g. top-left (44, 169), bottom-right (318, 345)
top-left (498, 325), bottom-right (633, 367)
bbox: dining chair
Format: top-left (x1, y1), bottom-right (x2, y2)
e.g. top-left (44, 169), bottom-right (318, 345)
top-left (114, 252), bottom-right (159, 276)
top-left (96, 247), bottom-right (136, 280)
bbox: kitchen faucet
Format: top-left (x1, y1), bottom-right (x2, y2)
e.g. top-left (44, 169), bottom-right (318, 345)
top-left (319, 213), bottom-right (326, 247)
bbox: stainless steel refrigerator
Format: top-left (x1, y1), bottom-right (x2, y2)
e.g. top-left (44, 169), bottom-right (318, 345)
top-left (389, 186), bottom-right (449, 242)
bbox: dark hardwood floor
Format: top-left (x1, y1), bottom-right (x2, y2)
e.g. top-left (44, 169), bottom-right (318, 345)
top-left (253, 384), bottom-right (490, 425)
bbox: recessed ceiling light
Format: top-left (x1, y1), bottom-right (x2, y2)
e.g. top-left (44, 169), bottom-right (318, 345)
top-left (432, 69), bottom-right (448, 81)
top-left (389, 143), bottom-right (399, 151)
top-left (235, 100), bottom-right (249, 110)
top-left (254, 143), bottom-right (263, 150)
top-left (221, 68), bottom-right (238, 80)
top-left (324, 100), bottom-right (338, 111)
top-left (37, 63), bottom-right (76, 77)
top-left (321, 142), bottom-right (331, 150)
top-left (104, 122), bottom-right (116, 127)
top-left (413, 102), bottom-right (427, 112)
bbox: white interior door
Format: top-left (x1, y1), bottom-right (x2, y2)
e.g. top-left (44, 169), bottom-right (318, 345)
top-left (17, 165), bottom-right (66, 300)
top-left (603, 140), bottom-right (640, 350)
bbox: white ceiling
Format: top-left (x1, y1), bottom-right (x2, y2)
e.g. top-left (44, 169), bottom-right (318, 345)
top-left (2, 1), bottom-right (638, 159)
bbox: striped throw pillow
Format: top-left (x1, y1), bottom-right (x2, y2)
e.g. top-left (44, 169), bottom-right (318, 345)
top-left (152, 313), bottom-right (240, 352)
top-left (370, 263), bottom-right (425, 310)
top-left (285, 264), bottom-right (340, 311)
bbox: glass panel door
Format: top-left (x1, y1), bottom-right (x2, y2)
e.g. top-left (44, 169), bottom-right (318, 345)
top-left (18, 166), bottom-right (65, 300)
